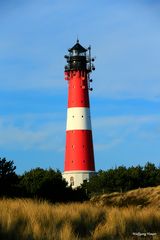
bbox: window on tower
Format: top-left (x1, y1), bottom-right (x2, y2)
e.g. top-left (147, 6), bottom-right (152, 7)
top-left (70, 176), bottom-right (74, 186)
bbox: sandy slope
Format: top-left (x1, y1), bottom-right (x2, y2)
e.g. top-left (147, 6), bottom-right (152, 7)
top-left (91, 185), bottom-right (160, 208)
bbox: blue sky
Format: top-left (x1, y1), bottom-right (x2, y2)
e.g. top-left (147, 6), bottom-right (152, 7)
top-left (0, 0), bottom-right (160, 174)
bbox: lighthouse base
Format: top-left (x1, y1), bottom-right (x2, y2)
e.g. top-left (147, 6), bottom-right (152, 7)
top-left (62, 170), bottom-right (95, 188)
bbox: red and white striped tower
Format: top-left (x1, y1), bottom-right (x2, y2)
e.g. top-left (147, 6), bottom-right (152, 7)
top-left (63, 40), bottom-right (95, 188)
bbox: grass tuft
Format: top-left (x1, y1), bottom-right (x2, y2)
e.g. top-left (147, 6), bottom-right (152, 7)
top-left (0, 196), bottom-right (160, 239)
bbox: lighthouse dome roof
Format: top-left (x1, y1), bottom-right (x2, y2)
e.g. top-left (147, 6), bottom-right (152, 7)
top-left (68, 40), bottom-right (87, 53)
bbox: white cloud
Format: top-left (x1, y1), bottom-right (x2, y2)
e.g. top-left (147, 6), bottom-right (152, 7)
top-left (0, 113), bottom-right (65, 151)
top-left (0, 112), bottom-right (160, 153)
top-left (93, 114), bottom-right (160, 151)
top-left (93, 115), bottom-right (160, 127)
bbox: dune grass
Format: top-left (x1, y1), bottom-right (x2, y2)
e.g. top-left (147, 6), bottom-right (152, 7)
top-left (91, 186), bottom-right (160, 208)
top-left (0, 198), bottom-right (159, 240)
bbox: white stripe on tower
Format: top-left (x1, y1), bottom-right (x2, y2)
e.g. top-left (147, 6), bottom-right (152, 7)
top-left (66, 107), bottom-right (91, 130)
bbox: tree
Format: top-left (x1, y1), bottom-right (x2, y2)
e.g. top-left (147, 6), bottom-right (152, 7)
top-left (20, 168), bottom-right (70, 202)
top-left (20, 168), bottom-right (88, 202)
top-left (82, 163), bottom-right (160, 196)
top-left (143, 162), bottom-right (159, 187)
top-left (0, 157), bottom-right (17, 196)
top-left (127, 165), bottom-right (143, 190)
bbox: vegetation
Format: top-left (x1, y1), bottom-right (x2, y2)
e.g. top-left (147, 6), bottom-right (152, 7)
top-left (83, 163), bottom-right (160, 195)
top-left (0, 198), bottom-right (159, 240)
top-left (20, 168), bottom-right (68, 201)
top-left (1, 157), bottom-right (160, 202)
top-left (0, 158), bottom-right (88, 202)
top-left (0, 157), bottom-right (18, 197)
top-left (91, 185), bottom-right (160, 208)
top-left (1, 157), bottom-right (160, 239)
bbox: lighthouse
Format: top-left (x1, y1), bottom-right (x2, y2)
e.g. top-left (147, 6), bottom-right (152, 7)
top-left (63, 40), bottom-right (95, 188)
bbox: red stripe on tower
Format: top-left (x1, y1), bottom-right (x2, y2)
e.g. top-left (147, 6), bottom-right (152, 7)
top-left (63, 40), bottom-right (96, 188)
